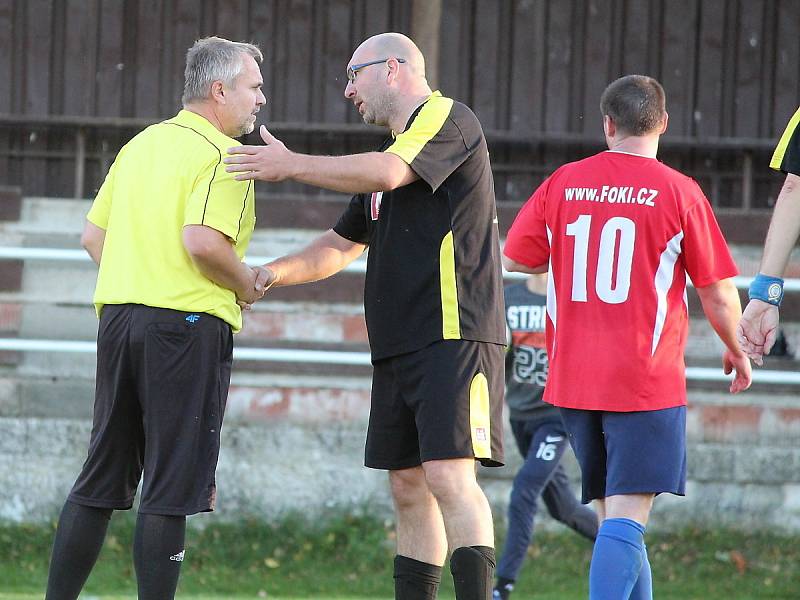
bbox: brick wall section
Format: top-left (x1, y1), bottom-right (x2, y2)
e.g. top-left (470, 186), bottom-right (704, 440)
top-left (239, 311), bottom-right (368, 344)
top-left (0, 303), bottom-right (22, 366)
top-left (226, 385), bottom-right (370, 422)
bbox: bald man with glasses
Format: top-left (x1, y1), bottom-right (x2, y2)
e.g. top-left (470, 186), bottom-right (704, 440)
top-left (225, 32), bottom-right (505, 600)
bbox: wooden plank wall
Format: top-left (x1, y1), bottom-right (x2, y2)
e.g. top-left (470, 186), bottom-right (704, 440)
top-left (438, 0), bottom-right (799, 138)
top-left (0, 0), bottom-right (798, 203)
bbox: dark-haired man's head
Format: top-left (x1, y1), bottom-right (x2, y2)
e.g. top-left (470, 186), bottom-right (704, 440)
top-left (600, 75), bottom-right (666, 137)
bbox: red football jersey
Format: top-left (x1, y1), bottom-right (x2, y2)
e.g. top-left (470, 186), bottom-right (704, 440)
top-left (504, 151), bottom-right (738, 411)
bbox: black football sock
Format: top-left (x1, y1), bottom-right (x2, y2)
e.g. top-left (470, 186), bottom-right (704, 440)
top-left (450, 546), bottom-right (496, 600)
top-left (133, 512), bottom-right (187, 600)
top-left (45, 501), bottom-right (113, 600)
top-left (394, 554), bottom-right (443, 600)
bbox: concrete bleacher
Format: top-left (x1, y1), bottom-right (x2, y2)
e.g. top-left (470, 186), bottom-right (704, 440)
top-left (1, 190), bottom-right (800, 531)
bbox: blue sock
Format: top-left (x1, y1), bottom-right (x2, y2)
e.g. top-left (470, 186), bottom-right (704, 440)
top-left (589, 518), bottom-right (645, 600)
top-left (629, 543), bottom-right (652, 600)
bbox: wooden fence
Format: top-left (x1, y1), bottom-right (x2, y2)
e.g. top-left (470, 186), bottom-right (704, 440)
top-left (0, 0), bottom-right (797, 207)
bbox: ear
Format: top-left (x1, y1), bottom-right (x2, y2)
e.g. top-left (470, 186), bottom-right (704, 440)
top-left (659, 111), bottom-right (669, 134)
top-left (386, 57), bottom-right (402, 84)
top-left (210, 80), bottom-right (226, 104)
top-left (603, 115), bottom-right (615, 138)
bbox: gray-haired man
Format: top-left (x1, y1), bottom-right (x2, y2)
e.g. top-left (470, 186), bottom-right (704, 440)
top-left (44, 37), bottom-right (269, 600)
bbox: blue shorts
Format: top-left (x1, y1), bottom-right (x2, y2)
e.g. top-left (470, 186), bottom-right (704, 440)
top-left (559, 406), bottom-right (687, 503)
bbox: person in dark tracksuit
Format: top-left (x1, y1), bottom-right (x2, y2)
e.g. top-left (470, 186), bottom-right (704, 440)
top-left (493, 273), bottom-right (598, 600)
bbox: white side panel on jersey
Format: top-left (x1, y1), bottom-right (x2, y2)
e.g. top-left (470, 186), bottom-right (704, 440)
top-left (651, 230), bottom-right (685, 355)
top-left (546, 226), bottom-right (557, 355)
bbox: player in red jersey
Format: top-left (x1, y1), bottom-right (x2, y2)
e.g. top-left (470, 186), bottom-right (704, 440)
top-left (503, 75), bottom-right (751, 600)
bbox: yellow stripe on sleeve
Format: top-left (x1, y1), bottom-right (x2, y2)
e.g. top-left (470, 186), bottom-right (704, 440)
top-left (386, 92), bottom-right (453, 164)
top-left (440, 230), bottom-right (461, 339)
top-left (469, 372), bottom-right (492, 459)
top-left (771, 107), bottom-right (800, 171)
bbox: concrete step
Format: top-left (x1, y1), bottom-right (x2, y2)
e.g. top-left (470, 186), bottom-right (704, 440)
top-left (3, 197), bottom-right (799, 277)
top-left (3, 369), bottom-right (797, 443)
top-left (0, 370), bottom-right (373, 423)
top-left (0, 300), bottom-right (366, 343)
top-left (9, 252), bottom-right (800, 321)
top-left (5, 295), bottom-right (793, 366)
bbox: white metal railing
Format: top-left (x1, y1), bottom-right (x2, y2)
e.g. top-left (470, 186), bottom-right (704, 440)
top-left (2, 246), bottom-right (800, 288)
top-left (2, 246), bottom-right (800, 385)
top-left (0, 337), bottom-right (798, 384)
top-left (0, 338), bottom-right (372, 365)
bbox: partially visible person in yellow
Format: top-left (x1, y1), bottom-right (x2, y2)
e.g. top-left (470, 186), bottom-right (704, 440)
top-left (44, 36), bottom-right (270, 600)
top-left (738, 107), bottom-right (800, 365)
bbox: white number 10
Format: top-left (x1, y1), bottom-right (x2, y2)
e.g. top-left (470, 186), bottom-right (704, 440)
top-left (565, 215), bottom-right (635, 304)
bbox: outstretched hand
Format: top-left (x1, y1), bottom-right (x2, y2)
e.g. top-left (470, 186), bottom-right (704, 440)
top-left (736, 299), bottom-right (779, 366)
top-left (225, 126), bottom-right (293, 182)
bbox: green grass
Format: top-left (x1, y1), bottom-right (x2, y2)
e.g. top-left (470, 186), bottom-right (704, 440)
top-left (1, 513), bottom-right (798, 599)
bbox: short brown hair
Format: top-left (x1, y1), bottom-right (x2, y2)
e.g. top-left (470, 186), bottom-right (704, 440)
top-left (600, 75), bottom-right (666, 136)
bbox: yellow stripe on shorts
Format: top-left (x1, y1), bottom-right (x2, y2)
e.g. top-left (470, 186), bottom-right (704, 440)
top-left (469, 372), bottom-right (492, 459)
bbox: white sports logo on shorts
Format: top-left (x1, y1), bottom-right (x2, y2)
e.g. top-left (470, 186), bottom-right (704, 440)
top-left (169, 550), bottom-right (185, 562)
top-left (474, 427), bottom-right (487, 442)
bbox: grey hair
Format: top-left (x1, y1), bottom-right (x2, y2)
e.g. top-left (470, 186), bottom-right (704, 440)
top-left (182, 36), bottom-right (263, 105)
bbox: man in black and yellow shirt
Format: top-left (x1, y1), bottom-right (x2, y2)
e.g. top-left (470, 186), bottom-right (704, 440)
top-left (739, 107), bottom-right (800, 363)
top-left (45, 37), bottom-right (269, 600)
top-left (227, 32), bottom-right (505, 600)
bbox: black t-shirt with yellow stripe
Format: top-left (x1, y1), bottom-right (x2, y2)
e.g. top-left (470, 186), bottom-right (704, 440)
top-left (771, 106), bottom-right (800, 175)
top-left (334, 91), bottom-right (506, 361)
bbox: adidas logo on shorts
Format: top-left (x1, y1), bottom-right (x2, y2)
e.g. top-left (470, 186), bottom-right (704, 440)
top-left (170, 550), bottom-right (185, 562)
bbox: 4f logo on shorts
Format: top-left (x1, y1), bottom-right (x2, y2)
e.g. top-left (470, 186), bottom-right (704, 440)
top-left (474, 427), bottom-right (487, 442)
top-left (370, 191), bottom-right (383, 220)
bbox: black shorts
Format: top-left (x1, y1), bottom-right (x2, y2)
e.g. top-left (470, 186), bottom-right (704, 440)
top-left (68, 304), bottom-right (233, 516)
top-left (365, 339), bottom-right (504, 470)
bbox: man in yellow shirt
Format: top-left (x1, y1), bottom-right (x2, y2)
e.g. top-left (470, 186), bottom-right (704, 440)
top-left (44, 37), bottom-right (269, 600)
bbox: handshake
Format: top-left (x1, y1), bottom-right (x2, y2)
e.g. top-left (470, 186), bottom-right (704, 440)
top-left (237, 264), bottom-right (277, 310)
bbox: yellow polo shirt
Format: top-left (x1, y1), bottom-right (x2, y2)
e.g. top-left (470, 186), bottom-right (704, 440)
top-left (87, 110), bottom-right (256, 332)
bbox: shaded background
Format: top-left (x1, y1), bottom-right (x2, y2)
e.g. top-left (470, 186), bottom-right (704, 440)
top-left (0, 0), bottom-right (798, 222)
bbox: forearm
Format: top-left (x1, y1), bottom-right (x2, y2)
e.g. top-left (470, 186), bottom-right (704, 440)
top-left (84, 241), bottom-right (103, 266)
top-left (183, 226), bottom-right (254, 297)
top-left (266, 230), bottom-right (366, 287)
top-left (81, 221), bottom-right (106, 266)
top-left (760, 174), bottom-right (800, 276)
top-left (288, 152), bottom-right (414, 194)
top-left (697, 278), bottom-right (745, 354)
top-left (191, 247), bottom-right (254, 296)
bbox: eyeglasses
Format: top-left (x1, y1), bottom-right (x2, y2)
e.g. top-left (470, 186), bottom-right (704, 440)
top-left (346, 58), bottom-right (406, 84)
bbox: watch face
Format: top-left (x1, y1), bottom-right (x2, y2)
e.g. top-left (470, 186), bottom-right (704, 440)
top-left (768, 282), bottom-right (783, 303)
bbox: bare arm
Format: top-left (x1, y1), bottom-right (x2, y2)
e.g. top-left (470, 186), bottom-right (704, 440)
top-left (737, 174), bottom-right (800, 363)
top-left (266, 229), bottom-right (367, 287)
top-left (758, 173), bottom-right (800, 276)
top-left (224, 126), bottom-right (419, 193)
top-left (81, 221), bottom-right (106, 266)
top-left (696, 278), bottom-right (752, 393)
top-left (183, 225), bottom-right (269, 304)
top-left (502, 255), bottom-right (548, 274)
